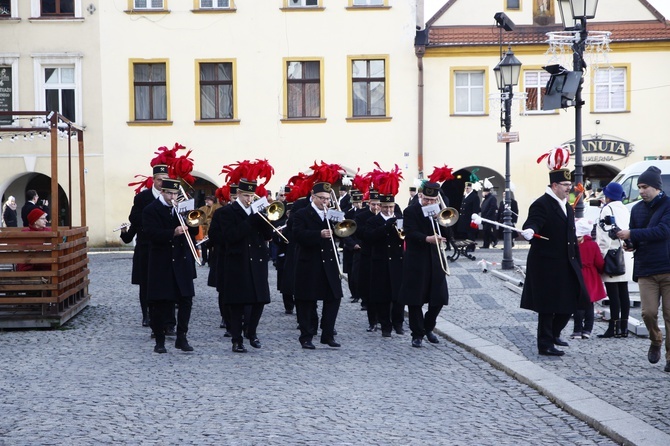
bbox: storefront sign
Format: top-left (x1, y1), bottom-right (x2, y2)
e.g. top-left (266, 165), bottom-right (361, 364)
top-left (0, 66), bottom-right (12, 125)
top-left (563, 134), bottom-right (633, 162)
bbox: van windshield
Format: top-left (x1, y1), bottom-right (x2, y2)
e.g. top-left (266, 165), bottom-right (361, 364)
top-left (618, 174), bottom-right (670, 205)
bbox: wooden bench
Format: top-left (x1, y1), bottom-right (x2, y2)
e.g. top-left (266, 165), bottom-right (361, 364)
top-left (448, 239), bottom-right (476, 262)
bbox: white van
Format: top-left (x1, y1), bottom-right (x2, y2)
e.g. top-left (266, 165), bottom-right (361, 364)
top-left (610, 160), bottom-right (670, 207)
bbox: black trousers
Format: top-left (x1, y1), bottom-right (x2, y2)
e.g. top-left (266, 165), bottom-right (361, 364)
top-left (482, 222), bottom-right (497, 248)
top-left (374, 302), bottom-right (392, 333)
top-left (150, 296), bottom-right (193, 344)
top-left (408, 304), bottom-right (443, 339)
top-left (537, 312), bottom-right (572, 350)
top-left (139, 282), bottom-right (148, 320)
top-left (228, 303), bottom-right (264, 344)
top-left (391, 302), bottom-right (405, 329)
top-left (296, 299), bottom-right (340, 344)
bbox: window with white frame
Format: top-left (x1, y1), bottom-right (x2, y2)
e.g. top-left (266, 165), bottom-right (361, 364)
top-left (594, 67), bottom-right (626, 112)
top-left (353, 0), bottom-right (384, 5)
top-left (133, 62), bottom-right (167, 120)
top-left (287, 61), bottom-right (320, 118)
top-left (33, 54), bottom-right (82, 125)
top-left (200, 0), bottom-right (229, 8)
top-left (199, 62), bottom-right (233, 119)
top-left (134, 0), bottom-right (164, 10)
top-left (287, 0), bottom-right (318, 7)
top-left (454, 71), bottom-right (485, 114)
top-left (524, 70), bottom-right (551, 113)
top-left (44, 67), bottom-right (76, 121)
top-left (352, 59), bottom-right (386, 117)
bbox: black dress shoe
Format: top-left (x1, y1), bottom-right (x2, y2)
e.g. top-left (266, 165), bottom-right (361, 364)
top-left (366, 324), bottom-right (378, 332)
top-left (249, 338), bottom-right (262, 349)
top-left (411, 338), bottom-right (422, 348)
top-left (223, 331), bottom-right (232, 338)
top-left (394, 326), bottom-right (405, 335)
top-left (381, 331), bottom-right (392, 338)
top-left (164, 327), bottom-right (177, 337)
top-left (154, 344), bottom-right (167, 354)
top-left (301, 341), bottom-right (316, 350)
top-left (553, 337), bottom-right (569, 347)
top-left (232, 342), bottom-right (247, 353)
top-left (538, 346), bottom-right (565, 356)
top-left (320, 339), bottom-right (341, 348)
top-left (175, 337), bottom-right (194, 352)
top-left (425, 331), bottom-right (440, 344)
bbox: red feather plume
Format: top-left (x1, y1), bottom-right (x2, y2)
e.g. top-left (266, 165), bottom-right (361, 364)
top-left (308, 160), bottom-right (345, 185)
top-left (370, 163), bottom-right (404, 196)
top-left (220, 159), bottom-right (274, 187)
top-left (428, 165), bottom-right (455, 183)
top-left (216, 185), bottom-right (231, 203)
top-left (128, 175), bottom-right (153, 195)
top-left (352, 168), bottom-right (373, 195)
top-left (285, 172), bottom-right (313, 203)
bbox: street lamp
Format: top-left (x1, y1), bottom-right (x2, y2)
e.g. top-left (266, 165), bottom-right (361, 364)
top-left (556, 0), bottom-right (599, 218)
top-left (494, 47), bottom-right (521, 271)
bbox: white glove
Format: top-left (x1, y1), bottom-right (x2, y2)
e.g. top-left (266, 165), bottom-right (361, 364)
top-left (521, 228), bottom-right (535, 241)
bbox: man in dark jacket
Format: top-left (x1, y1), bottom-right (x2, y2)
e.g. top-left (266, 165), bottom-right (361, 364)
top-left (480, 187), bottom-right (498, 248)
top-left (616, 166), bottom-right (670, 370)
top-left (520, 168), bottom-right (589, 356)
top-left (397, 182), bottom-right (449, 348)
top-left (456, 182), bottom-right (480, 247)
top-left (292, 182), bottom-right (344, 349)
top-left (214, 179), bottom-right (274, 353)
top-left (355, 190), bottom-right (381, 328)
top-left (366, 194), bottom-right (405, 337)
top-left (142, 178), bottom-right (199, 354)
top-left (125, 165), bottom-right (168, 327)
top-left (21, 190), bottom-right (40, 227)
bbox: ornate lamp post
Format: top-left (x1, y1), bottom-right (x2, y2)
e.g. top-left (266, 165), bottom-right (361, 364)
top-left (556, 0), bottom-right (599, 218)
top-left (494, 47), bottom-right (521, 271)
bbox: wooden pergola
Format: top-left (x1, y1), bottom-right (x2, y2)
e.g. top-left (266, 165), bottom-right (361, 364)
top-left (0, 111), bottom-right (90, 328)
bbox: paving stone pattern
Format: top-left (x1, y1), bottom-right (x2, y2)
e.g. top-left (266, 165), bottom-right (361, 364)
top-left (0, 250), bottom-right (627, 445)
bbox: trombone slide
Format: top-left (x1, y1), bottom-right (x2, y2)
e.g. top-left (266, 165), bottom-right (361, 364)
top-left (172, 199), bottom-right (202, 266)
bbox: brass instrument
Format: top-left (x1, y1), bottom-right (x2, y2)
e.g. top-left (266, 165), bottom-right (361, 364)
top-left (252, 195), bottom-right (289, 243)
top-left (182, 209), bottom-right (206, 227)
top-left (426, 195), bottom-right (460, 276)
top-left (328, 189), bottom-right (357, 238)
top-left (113, 223), bottom-right (130, 232)
top-left (394, 223), bottom-right (405, 240)
top-left (172, 199), bottom-right (203, 266)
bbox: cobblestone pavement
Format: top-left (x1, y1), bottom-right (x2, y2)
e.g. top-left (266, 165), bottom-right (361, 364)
top-left (0, 249), bottom-right (640, 445)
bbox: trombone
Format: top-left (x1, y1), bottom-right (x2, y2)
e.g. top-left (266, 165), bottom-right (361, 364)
top-left (252, 195), bottom-right (289, 243)
top-left (328, 189), bottom-right (357, 238)
top-left (426, 195), bottom-right (459, 276)
top-left (172, 199), bottom-right (202, 266)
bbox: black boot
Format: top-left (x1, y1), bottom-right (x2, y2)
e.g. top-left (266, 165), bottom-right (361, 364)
top-left (154, 335), bottom-right (167, 353)
top-left (597, 319), bottom-right (616, 338)
top-left (619, 319), bottom-right (629, 338)
top-left (175, 336), bottom-right (194, 352)
top-left (614, 319), bottom-right (621, 338)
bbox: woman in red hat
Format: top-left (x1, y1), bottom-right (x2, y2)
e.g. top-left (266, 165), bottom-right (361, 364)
top-left (16, 208), bottom-right (51, 272)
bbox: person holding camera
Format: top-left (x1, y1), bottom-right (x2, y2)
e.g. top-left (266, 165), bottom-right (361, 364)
top-left (595, 182), bottom-right (634, 338)
top-left (616, 166), bottom-right (670, 371)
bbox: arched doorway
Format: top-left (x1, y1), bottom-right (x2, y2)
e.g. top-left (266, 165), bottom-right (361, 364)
top-left (1, 173), bottom-right (69, 227)
top-left (444, 166), bottom-right (504, 211)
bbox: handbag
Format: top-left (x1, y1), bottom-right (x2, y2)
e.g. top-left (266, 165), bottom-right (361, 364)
top-left (603, 242), bottom-right (625, 276)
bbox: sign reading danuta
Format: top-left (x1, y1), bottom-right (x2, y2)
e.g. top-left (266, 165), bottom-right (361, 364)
top-left (563, 134), bottom-right (633, 160)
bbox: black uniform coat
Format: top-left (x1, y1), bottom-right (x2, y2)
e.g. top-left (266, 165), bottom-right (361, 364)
top-left (456, 191), bottom-right (481, 237)
top-left (366, 211), bottom-right (404, 304)
top-left (354, 207), bottom-right (376, 299)
top-left (279, 197), bottom-right (310, 296)
top-left (341, 206), bottom-right (362, 274)
top-left (292, 204), bottom-right (343, 302)
top-left (142, 199), bottom-right (198, 301)
top-left (206, 205), bottom-right (228, 289)
top-left (217, 201), bottom-right (273, 305)
top-left (397, 203), bottom-right (449, 307)
top-left (128, 188), bottom-right (157, 284)
top-left (520, 193), bottom-right (589, 313)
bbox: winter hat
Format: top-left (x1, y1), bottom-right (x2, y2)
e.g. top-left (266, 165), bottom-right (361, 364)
top-left (575, 219), bottom-right (593, 237)
top-left (602, 182), bottom-right (625, 201)
top-left (27, 208), bottom-right (47, 226)
top-left (637, 166), bottom-right (662, 190)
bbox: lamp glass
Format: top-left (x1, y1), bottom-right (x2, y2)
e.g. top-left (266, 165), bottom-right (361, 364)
top-left (571, 0), bottom-right (598, 19)
top-left (493, 65), bottom-right (502, 90)
top-left (496, 49), bottom-right (522, 87)
top-left (557, 0), bottom-right (576, 28)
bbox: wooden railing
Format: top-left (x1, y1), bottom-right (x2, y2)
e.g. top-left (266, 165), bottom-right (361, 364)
top-left (0, 227), bottom-right (90, 328)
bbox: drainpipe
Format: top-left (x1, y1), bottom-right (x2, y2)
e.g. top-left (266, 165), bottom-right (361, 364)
top-left (415, 0), bottom-right (426, 179)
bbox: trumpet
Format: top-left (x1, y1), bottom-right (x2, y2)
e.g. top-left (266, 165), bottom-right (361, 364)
top-left (113, 223), bottom-right (130, 232)
top-left (252, 195), bottom-right (289, 243)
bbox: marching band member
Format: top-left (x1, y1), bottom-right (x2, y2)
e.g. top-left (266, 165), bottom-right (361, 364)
top-left (142, 178), bottom-right (199, 354)
top-left (292, 182), bottom-right (344, 349)
top-left (126, 164), bottom-right (169, 328)
top-left (355, 190), bottom-right (381, 330)
top-left (397, 182), bottom-right (450, 348)
top-left (366, 193), bottom-right (405, 337)
top-left (215, 177), bottom-right (274, 353)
